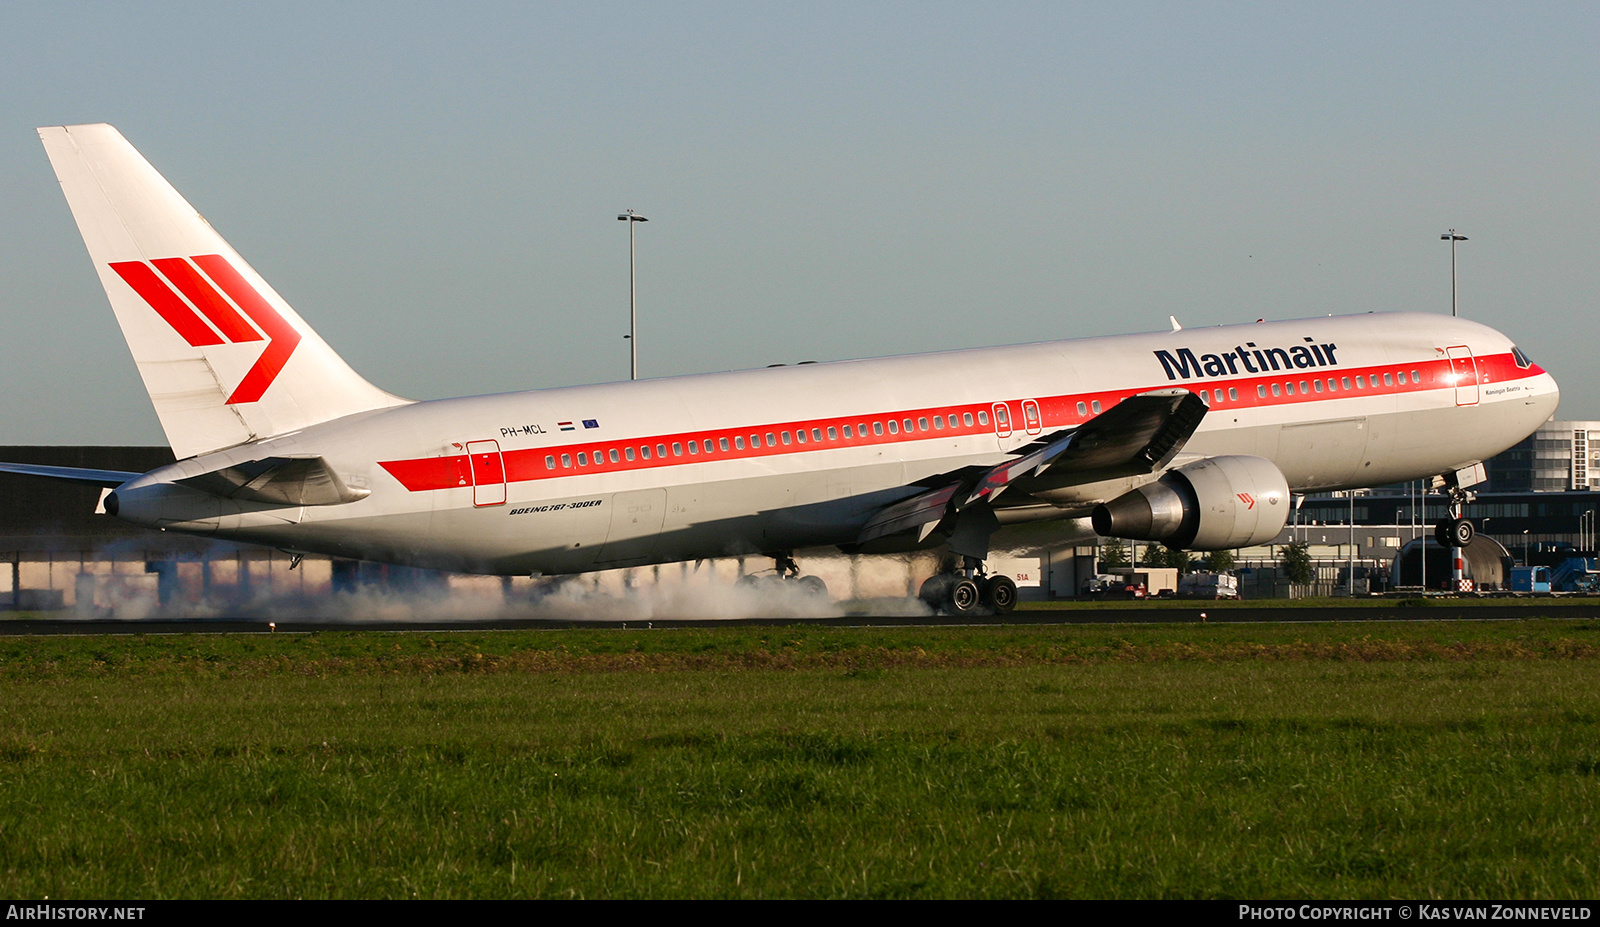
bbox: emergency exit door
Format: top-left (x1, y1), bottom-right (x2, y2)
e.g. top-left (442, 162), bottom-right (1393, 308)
top-left (1446, 345), bottom-right (1478, 406)
top-left (465, 440), bottom-right (507, 506)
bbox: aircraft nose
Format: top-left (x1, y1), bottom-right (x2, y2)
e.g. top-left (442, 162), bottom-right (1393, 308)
top-left (1525, 372), bottom-right (1560, 431)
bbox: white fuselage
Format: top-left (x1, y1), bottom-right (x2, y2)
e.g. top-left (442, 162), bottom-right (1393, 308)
top-left (111, 312), bottom-right (1558, 575)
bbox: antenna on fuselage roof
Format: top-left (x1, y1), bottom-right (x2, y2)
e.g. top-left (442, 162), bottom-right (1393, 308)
top-left (1169, 316), bottom-right (1182, 331)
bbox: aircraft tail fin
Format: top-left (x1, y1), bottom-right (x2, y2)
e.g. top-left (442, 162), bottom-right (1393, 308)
top-left (38, 124), bottom-right (408, 459)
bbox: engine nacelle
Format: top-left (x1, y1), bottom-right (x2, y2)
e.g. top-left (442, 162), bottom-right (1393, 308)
top-left (1090, 455), bottom-right (1290, 550)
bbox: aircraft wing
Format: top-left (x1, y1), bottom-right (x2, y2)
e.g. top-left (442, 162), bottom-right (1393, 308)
top-left (855, 389), bottom-right (1206, 546)
top-left (0, 462), bottom-right (141, 488)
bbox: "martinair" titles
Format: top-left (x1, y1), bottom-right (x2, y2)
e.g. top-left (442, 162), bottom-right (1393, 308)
top-left (1155, 336), bottom-right (1341, 381)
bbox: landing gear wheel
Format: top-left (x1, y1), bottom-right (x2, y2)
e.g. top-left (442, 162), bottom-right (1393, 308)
top-left (797, 575), bottom-right (828, 598)
top-left (981, 575), bottom-right (1018, 614)
top-left (947, 578), bottom-right (982, 615)
top-left (1436, 518), bottom-right (1474, 548)
top-left (918, 574), bottom-right (955, 610)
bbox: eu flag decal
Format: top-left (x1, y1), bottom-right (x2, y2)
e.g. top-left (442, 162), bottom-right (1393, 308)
top-left (583, 419), bottom-right (600, 429)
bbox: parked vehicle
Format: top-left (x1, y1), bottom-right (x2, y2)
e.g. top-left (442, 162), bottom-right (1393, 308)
top-left (1081, 574), bottom-right (1148, 599)
top-left (1178, 572), bottom-right (1239, 599)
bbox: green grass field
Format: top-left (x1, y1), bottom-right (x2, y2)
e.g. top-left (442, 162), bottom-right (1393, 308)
top-left (2, 619), bottom-right (1598, 898)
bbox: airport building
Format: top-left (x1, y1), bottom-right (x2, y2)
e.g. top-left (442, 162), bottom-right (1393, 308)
top-left (1483, 420), bottom-right (1600, 492)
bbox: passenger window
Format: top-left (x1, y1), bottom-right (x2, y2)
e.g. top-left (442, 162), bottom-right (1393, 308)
top-left (687, 442), bottom-right (698, 455)
top-left (1383, 373), bottom-right (1394, 386)
top-left (918, 417), bottom-right (928, 431)
top-left (887, 420), bottom-right (899, 434)
top-left (1313, 380), bottom-right (1322, 393)
top-left (1272, 384), bottom-right (1281, 397)
top-left (609, 449), bottom-right (620, 463)
top-left (1090, 401), bottom-right (1101, 414)
top-left (545, 455), bottom-right (556, 470)
top-left (902, 419), bottom-right (913, 433)
top-left (1257, 385), bottom-right (1266, 398)
top-left (1077, 401), bottom-right (1087, 416)
top-left (657, 444), bottom-right (668, 458)
top-left (1200, 392), bottom-right (1210, 406)
top-left (1229, 388), bottom-right (1238, 400)
top-left (978, 411), bottom-right (989, 425)
top-left (843, 425), bottom-right (854, 438)
top-left (719, 438), bottom-right (729, 452)
top-left (1411, 369), bottom-right (1420, 382)
top-left (813, 428), bottom-right (823, 442)
top-left (561, 453), bottom-right (572, 468)
top-left (735, 436), bottom-right (744, 450)
top-left (625, 447), bottom-right (635, 461)
top-left (765, 434), bottom-right (775, 447)
top-left (782, 432), bottom-right (792, 445)
top-left (1286, 382), bottom-right (1296, 395)
top-left (962, 413), bottom-right (974, 427)
top-left (1341, 377), bottom-right (1351, 389)
top-left (932, 416), bottom-right (944, 430)
top-left (873, 422), bottom-right (883, 436)
top-left (1355, 376), bottom-right (1365, 388)
top-left (1214, 389), bottom-right (1224, 402)
top-left (671, 442), bottom-right (682, 456)
top-left (796, 430), bottom-right (807, 444)
top-left (827, 427), bottom-right (838, 440)
top-left (578, 452), bottom-right (588, 466)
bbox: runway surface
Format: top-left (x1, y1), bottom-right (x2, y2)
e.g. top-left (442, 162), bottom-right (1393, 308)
top-left (3, 600), bottom-right (1599, 634)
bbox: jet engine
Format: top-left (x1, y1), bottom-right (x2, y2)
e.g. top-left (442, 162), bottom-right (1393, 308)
top-left (1090, 455), bottom-right (1289, 550)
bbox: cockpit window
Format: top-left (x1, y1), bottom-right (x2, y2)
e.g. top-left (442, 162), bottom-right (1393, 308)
top-left (1511, 346), bottom-right (1533, 369)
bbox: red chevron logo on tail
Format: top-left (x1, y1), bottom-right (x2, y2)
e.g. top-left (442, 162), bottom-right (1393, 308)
top-left (109, 254), bottom-right (301, 403)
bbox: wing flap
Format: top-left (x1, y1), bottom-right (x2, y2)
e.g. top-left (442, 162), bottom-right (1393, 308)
top-left (854, 389), bottom-right (1208, 547)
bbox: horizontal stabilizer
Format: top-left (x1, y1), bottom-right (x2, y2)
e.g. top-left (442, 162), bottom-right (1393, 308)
top-left (0, 462), bottom-right (140, 488)
top-left (176, 456), bottom-right (369, 506)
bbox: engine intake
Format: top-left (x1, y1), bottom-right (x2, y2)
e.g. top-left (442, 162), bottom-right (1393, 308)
top-left (1090, 455), bottom-right (1289, 550)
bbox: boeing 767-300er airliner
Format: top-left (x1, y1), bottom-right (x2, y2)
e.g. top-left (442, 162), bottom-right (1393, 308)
top-left (0, 125), bottom-right (1560, 613)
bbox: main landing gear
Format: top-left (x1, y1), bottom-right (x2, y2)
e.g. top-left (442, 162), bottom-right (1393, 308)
top-left (918, 557), bottom-right (1018, 616)
top-left (737, 551), bottom-right (829, 598)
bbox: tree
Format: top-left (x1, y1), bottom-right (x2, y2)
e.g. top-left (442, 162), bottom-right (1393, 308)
top-left (1280, 540), bottom-right (1314, 585)
top-left (1202, 549), bottom-right (1237, 573)
top-left (1099, 538), bottom-right (1128, 571)
top-left (1138, 545), bottom-right (1194, 575)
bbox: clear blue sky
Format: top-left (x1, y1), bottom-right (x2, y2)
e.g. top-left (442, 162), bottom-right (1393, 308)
top-left (2, 2), bottom-right (1595, 445)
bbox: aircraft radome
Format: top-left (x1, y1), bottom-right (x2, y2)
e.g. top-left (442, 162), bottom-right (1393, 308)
top-left (0, 125), bottom-right (1559, 614)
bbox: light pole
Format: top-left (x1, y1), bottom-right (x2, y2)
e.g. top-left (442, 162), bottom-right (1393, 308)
top-left (1441, 230), bottom-right (1468, 317)
top-left (618, 209), bottom-right (648, 379)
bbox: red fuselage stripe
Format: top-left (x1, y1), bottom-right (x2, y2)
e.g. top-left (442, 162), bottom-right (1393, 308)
top-left (377, 352), bottom-right (1545, 494)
